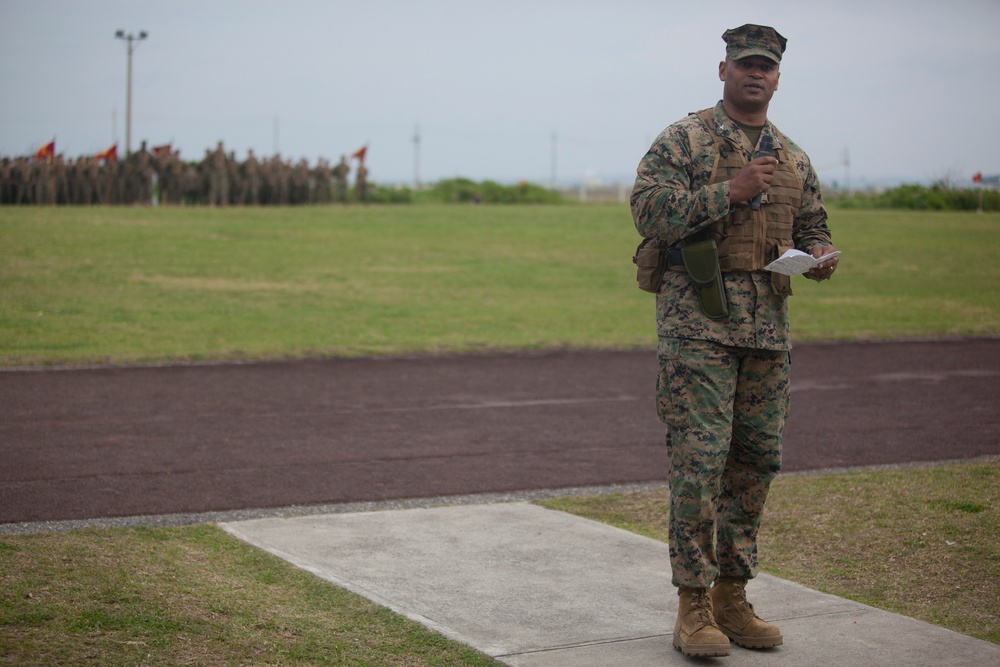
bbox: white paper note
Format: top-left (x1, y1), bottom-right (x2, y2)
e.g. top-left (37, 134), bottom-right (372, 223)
top-left (764, 249), bottom-right (841, 276)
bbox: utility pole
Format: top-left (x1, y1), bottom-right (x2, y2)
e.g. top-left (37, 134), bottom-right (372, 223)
top-left (550, 131), bottom-right (557, 189)
top-left (844, 146), bottom-right (851, 193)
top-left (413, 124), bottom-right (421, 191)
top-left (114, 29), bottom-right (148, 157)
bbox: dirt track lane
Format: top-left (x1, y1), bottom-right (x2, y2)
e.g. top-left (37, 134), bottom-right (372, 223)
top-left (2, 339), bottom-right (998, 524)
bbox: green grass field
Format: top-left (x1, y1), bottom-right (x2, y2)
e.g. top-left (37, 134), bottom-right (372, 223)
top-left (3, 205), bottom-right (998, 366)
top-left (1, 204), bottom-right (998, 663)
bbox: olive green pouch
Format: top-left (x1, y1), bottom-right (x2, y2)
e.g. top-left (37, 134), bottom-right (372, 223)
top-left (633, 237), bottom-right (667, 293)
top-left (681, 239), bottom-right (729, 320)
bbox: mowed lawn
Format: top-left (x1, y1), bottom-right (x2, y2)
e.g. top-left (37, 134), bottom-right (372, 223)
top-left (2, 205), bottom-right (999, 367)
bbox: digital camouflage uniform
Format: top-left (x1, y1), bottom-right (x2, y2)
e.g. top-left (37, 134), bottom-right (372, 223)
top-left (333, 156), bottom-right (350, 203)
top-left (631, 101), bottom-right (832, 588)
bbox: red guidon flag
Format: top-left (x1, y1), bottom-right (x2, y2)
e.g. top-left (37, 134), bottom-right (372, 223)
top-left (152, 143), bottom-right (172, 157)
top-left (973, 171), bottom-right (983, 184)
top-left (351, 145), bottom-right (368, 161)
top-left (95, 144), bottom-right (118, 161)
top-left (34, 140), bottom-right (55, 160)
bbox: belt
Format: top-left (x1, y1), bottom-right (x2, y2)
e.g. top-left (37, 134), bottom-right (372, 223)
top-left (666, 246), bottom-right (686, 271)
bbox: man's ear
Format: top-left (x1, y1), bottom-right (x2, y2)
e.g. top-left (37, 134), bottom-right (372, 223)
top-left (718, 60), bottom-right (727, 81)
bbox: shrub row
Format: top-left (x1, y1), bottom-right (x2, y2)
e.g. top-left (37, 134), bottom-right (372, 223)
top-left (368, 178), bottom-right (565, 204)
top-left (832, 184), bottom-right (999, 211)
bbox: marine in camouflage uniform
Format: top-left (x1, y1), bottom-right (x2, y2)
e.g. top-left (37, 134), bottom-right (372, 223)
top-left (314, 158), bottom-right (333, 204)
top-left (354, 161), bottom-right (369, 204)
top-left (333, 155), bottom-right (350, 204)
top-left (291, 158), bottom-right (312, 204)
top-left (631, 24), bottom-right (838, 657)
top-left (0, 158), bottom-right (12, 204)
top-left (242, 149), bottom-right (261, 205)
top-left (206, 141), bottom-right (229, 207)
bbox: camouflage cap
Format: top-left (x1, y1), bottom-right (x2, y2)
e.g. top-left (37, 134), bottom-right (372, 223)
top-left (722, 24), bottom-right (787, 64)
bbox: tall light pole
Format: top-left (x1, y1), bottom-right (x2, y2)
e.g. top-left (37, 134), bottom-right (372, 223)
top-left (115, 29), bottom-right (148, 157)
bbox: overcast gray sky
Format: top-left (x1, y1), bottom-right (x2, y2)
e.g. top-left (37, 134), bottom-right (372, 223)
top-left (2, 0), bottom-right (998, 189)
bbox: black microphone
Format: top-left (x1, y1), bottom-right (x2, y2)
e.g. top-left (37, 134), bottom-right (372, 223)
top-left (751, 133), bottom-right (773, 211)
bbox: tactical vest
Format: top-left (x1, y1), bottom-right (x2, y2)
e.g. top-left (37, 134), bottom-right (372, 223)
top-left (690, 108), bottom-right (803, 295)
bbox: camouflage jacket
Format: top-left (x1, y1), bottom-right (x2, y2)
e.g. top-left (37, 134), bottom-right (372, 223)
top-left (631, 101), bottom-right (832, 351)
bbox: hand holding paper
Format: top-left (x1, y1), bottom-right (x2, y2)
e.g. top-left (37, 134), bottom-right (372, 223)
top-left (764, 249), bottom-right (842, 276)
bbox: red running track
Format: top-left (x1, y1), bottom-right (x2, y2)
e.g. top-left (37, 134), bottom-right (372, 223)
top-left (2, 339), bottom-right (998, 524)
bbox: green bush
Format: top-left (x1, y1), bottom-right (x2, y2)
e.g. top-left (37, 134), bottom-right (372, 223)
top-left (359, 179), bottom-right (563, 205)
top-left (413, 178), bottom-right (564, 204)
top-left (834, 184), bottom-right (999, 211)
top-left (368, 184), bottom-right (414, 204)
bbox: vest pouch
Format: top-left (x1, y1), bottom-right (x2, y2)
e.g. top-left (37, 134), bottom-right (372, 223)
top-left (682, 239), bottom-right (729, 320)
top-left (769, 242), bottom-right (794, 296)
top-left (633, 237), bottom-right (667, 293)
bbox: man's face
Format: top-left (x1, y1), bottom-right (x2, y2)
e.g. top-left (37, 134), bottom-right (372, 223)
top-left (719, 56), bottom-right (780, 114)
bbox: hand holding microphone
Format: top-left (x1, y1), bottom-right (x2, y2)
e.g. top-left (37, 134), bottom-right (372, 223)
top-left (730, 135), bottom-right (778, 208)
top-left (750, 133), bottom-right (773, 211)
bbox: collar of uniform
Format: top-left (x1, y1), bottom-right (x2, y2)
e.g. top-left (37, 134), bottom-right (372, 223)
top-left (711, 100), bottom-right (782, 155)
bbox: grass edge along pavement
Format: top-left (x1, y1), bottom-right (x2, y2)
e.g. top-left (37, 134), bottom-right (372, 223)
top-left (1, 461), bottom-right (997, 665)
top-left (0, 522), bottom-right (502, 667)
top-left (541, 459), bottom-right (1000, 646)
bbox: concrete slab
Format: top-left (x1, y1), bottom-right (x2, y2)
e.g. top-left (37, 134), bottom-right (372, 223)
top-left (220, 503), bottom-right (999, 666)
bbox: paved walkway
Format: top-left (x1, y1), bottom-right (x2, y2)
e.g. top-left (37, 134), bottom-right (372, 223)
top-left (222, 502), bottom-right (999, 666)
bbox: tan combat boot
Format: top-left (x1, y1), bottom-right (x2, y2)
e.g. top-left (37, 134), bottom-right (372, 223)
top-left (673, 586), bottom-right (730, 657)
top-left (710, 577), bottom-right (783, 649)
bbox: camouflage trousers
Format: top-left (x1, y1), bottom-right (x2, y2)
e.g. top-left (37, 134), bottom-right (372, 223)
top-left (656, 337), bottom-right (789, 588)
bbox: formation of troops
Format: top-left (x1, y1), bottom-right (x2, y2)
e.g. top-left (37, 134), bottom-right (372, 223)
top-left (0, 141), bottom-right (369, 206)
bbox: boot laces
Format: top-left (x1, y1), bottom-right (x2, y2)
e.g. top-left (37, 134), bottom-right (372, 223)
top-left (729, 580), bottom-right (759, 616)
top-left (691, 589), bottom-right (715, 624)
